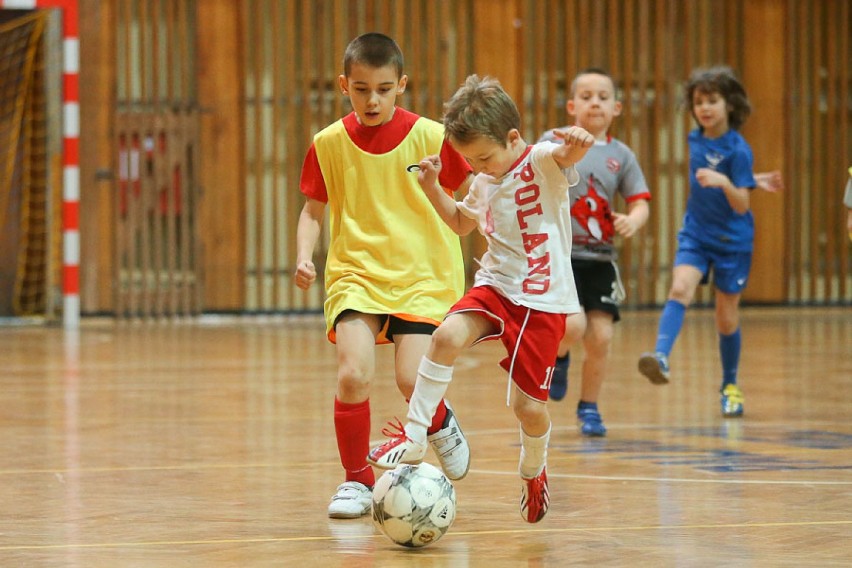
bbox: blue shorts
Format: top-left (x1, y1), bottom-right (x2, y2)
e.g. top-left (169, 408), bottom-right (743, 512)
top-left (674, 234), bottom-right (752, 294)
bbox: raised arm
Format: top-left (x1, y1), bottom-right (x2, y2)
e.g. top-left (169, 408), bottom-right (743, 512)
top-left (550, 126), bottom-right (595, 169)
top-left (417, 155), bottom-right (478, 236)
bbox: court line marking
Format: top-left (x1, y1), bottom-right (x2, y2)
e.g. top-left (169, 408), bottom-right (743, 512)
top-left (470, 468), bottom-right (852, 485)
top-left (1, 519), bottom-right (849, 551)
top-left (0, 464), bottom-right (844, 488)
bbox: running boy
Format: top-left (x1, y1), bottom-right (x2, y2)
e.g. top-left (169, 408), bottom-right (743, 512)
top-left (538, 68), bottom-right (651, 436)
top-left (638, 66), bottom-right (757, 418)
top-left (368, 75), bottom-right (594, 523)
top-left (295, 33), bottom-right (473, 519)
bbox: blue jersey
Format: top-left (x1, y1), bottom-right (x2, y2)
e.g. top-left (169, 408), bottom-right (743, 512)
top-left (680, 129), bottom-right (756, 252)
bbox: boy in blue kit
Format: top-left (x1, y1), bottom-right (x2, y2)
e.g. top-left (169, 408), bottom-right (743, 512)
top-left (538, 68), bottom-right (651, 436)
top-left (638, 66), bottom-right (758, 418)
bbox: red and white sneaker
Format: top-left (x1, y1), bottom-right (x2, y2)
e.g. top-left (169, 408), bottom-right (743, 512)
top-left (520, 467), bottom-right (549, 523)
top-left (367, 419), bottom-right (428, 470)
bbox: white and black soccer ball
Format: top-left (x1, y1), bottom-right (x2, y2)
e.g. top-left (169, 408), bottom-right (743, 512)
top-left (371, 462), bottom-right (456, 548)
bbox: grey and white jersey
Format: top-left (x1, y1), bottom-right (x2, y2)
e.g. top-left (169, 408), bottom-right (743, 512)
top-left (537, 132), bottom-right (651, 262)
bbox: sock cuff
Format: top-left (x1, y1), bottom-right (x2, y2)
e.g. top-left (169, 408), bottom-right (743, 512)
top-left (720, 328), bottom-right (741, 339)
top-left (520, 423), bottom-right (552, 443)
top-left (418, 357), bottom-right (453, 383)
top-left (334, 397), bottom-right (369, 412)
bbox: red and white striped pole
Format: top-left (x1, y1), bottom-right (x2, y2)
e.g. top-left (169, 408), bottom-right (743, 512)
top-left (1, 0), bottom-right (80, 328)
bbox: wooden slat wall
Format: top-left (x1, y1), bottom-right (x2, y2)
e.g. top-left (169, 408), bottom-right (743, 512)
top-left (231, 0), bottom-right (850, 313)
top-left (786, 0), bottom-right (851, 304)
top-left (113, 0), bottom-right (201, 318)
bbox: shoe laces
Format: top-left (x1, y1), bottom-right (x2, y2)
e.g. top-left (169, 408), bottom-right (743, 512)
top-left (379, 418), bottom-right (406, 440)
top-left (524, 474), bottom-right (548, 520)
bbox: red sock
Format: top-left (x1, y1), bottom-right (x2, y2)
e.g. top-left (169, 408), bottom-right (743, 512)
top-left (426, 399), bottom-right (448, 435)
top-left (334, 397), bottom-right (375, 487)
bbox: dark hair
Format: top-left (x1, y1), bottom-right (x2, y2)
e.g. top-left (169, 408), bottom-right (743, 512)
top-left (685, 65), bottom-right (751, 130)
top-left (442, 75), bottom-right (521, 146)
top-left (570, 67), bottom-right (616, 98)
top-left (343, 32), bottom-right (404, 78)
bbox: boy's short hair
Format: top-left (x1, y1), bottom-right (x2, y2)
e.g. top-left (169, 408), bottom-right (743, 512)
top-left (569, 67), bottom-right (617, 98)
top-left (442, 75), bottom-right (521, 146)
top-left (685, 65), bottom-right (751, 130)
top-left (343, 32), bottom-right (404, 78)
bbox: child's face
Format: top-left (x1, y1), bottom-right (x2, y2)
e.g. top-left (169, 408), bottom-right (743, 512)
top-left (567, 73), bottom-right (621, 138)
top-left (691, 89), bottom-right (730, 136)
top-left (338, 63), bottom-right (407, 126)
top-left (451, 130), bottom-right (524, 179)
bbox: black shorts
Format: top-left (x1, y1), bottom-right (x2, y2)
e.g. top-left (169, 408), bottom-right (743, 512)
top-left (333, 310), bottom-right (437, 342)
top-left (571, 259), bottom-right (622, 323)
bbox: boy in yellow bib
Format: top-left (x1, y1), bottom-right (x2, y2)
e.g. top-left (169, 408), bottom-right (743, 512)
top-left (295, 33), bottom-right (474, 519)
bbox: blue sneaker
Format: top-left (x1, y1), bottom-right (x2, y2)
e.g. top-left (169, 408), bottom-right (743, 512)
top-left (577, 405), bottom-right (607, 437)
top-left (638, 351), bottom-right (670, 385)
top-left (720, 384), bottom-right (744, 418)
top-left (549, 353), bottom-right (570, 401)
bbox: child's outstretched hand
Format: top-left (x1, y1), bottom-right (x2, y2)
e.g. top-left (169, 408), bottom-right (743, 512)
top-left (754, 170), bottom-right (784, 193)
top-left (416, 155), bottom-right (442, 191)
top-left (552, 126), bottom-right (596, 150)
top-left (294, 260), bottom-right (316, 290)
top-left (551, 126), bottom-right (595, 168)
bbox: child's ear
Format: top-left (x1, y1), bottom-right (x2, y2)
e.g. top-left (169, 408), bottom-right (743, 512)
top-left (507, 128), bottom-right (522, 147)
top-left (338, 75), bottom-right (349, 95)
top-left (397, 74), bottom-right (409, 95)
top-left (613, 100), bottom-right (623, 117)
top-left (566, 99), bottom-right (576, 116)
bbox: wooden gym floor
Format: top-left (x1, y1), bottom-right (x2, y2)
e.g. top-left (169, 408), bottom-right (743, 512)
top-left (1, 307), bottom-right (850, 567)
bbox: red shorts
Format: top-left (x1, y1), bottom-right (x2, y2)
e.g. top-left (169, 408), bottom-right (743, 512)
top-left (448, 286), bottom-right (566, 402)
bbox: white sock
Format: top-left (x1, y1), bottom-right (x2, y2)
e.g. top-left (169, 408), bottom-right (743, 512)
top-left (519, 423), bottom-right (551, 479)
top-left (404, 357), bottom-right (453, 445)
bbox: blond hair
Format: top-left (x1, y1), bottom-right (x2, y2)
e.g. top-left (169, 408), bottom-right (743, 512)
top-left (442, 75), bottom-right (521, 146)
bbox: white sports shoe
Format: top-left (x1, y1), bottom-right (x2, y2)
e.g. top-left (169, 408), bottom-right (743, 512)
top-left (327, 481), bottom-right (372, 519)
top-left (367, 420), bottom-right (428, 469)
top-left (427, 402), bottom-right (471, 480)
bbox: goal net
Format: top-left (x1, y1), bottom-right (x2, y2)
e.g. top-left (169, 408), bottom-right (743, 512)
top-left (0, 10), bottom-right (58, 319)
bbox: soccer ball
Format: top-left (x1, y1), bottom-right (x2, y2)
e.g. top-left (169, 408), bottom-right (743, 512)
top-left (371, 462), bottom-right (456, 548)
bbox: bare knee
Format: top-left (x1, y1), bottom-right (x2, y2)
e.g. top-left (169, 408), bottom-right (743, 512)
top-left (668, 279), bottom-right (695, 305)
top-left (512, 394), bottom-right (550, 434)
top-left (715, 296), bottom-right (740, 334)
top-left (336, 361), bottom-right (372, 401)
top-left (429, 324), bottom-right (468, 362)
top-left (584, 317), bottom-right (614, 358)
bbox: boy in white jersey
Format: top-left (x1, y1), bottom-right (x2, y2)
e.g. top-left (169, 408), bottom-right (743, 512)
top-left (295, 33), bottom-right (474, 519)
top-left (537, 68), bottom-right (651, 436)
top-left (368, 75), bottom-right (594, 523)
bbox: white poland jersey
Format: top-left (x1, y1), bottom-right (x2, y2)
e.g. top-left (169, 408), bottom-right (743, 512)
top-left (457, 142), bottom-right (581, 314)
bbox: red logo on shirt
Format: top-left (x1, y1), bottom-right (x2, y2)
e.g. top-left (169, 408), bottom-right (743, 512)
top-left (571, 177), bottom-right (614, 243)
